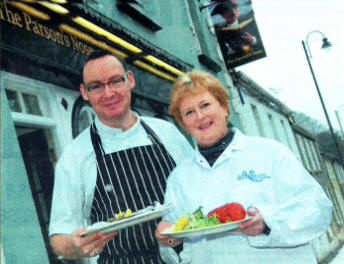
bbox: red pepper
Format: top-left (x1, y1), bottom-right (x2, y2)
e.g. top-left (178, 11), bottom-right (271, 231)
top-left (207, 203), bottom-right (246, 223)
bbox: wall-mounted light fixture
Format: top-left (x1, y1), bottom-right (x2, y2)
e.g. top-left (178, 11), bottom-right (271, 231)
top-left (133, 60), bottom-right (176, 82)
top-left (38, 1), bottom-right (70, 15)
top-left (59, 24), bottom-right (128, 58)
top-left (71, 16), bottom-right (143, 54)
top-left (9, 2), bottom-right (50, 20)
top-left (144, 55), bottom-right (184, 76)
top-left (51, 0), bottom-right (68, 4)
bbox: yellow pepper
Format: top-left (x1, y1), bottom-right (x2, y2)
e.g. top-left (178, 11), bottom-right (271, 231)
top-left (173, 217), bottom-right (189, 232)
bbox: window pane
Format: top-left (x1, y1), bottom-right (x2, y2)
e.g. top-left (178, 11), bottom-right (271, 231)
top-left (251, 104), bottom-right (265, 137)
top-left (78, 110), bottom-right (91, 134)
top-left (5, 89), bottom-right (22, 112)
top-left (268, 114), bottom-right (280, 141)
top-left (22, 93), bottom-right (43, 116)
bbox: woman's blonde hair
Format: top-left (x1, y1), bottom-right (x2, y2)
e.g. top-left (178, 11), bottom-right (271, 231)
top-left (169, 70), bottom-right (230, 128)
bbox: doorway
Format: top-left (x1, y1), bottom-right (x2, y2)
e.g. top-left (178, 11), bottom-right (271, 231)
top-left (16, 127), bottom-right (79, 264)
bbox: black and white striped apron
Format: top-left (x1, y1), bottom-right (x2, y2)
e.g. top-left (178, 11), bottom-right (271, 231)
top-left (89, 120), bottom-right (176, 264)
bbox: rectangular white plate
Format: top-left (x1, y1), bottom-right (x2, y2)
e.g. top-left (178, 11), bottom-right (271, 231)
top-left (81, 203), bottom-right (174, 237)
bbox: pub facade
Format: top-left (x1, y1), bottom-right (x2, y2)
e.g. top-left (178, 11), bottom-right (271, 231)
top-left (1, 1), bottom-right (242, 263)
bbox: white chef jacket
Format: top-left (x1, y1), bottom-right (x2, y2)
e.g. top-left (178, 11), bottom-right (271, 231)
top-left (161, 129), bottom-right (333, 264)
top-left (49, 114), bottom-right (193, 262)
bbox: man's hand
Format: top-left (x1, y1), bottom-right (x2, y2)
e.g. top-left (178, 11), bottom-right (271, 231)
top-left (233, 207), bottom-right (265, 236)
top-left (71, 227), bottom-right (118, 258)
top-left (155, 221), bottom-right (182, 248)
top-left (50, 227), bottom-right (118, 259)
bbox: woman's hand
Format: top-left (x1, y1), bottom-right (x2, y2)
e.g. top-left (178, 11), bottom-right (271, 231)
top-left (233, 207), bottom-right (265, 236)
top-left (155, 221), bottom-right (182, 248)
top-left (50, 227), bottom-right (118, 259)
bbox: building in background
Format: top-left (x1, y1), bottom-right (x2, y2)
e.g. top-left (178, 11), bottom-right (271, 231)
top-left (293, 127), bottom-right (344, 261)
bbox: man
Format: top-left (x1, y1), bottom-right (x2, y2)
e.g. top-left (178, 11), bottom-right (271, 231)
top-left (211, 0), bottom-right (256, 58)
top-left (49, 50), bottom-right (193, 263)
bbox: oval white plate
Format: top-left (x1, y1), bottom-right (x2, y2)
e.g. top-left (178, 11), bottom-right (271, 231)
top-left (161, 217), bottom-right (251, 239)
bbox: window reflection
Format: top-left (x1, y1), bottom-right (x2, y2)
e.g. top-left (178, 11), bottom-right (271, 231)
top-left (5, 89), bottom-right (22, 112)
top-left (23, 93), bottom-right (43, 116)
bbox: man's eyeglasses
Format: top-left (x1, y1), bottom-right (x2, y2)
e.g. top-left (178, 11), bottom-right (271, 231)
top-left (85, 72), bottom-right (129, 94)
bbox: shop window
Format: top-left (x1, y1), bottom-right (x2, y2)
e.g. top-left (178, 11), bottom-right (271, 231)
top-left (251, 104), bottom-right (265, 137)
top-left (307, 140), bottom-right (321, 171)
top-left (22, 93), bottom-right (43, 116)
top-left (72, 96), bottom-right (96, 138)
top-left (5, 89), bottom-right (43, 116)
top-left (299, 136), bottom-right (312, 171)
top-left (268, 114), bottom-right (280, 141)
top-left (280, 119), bottom-right (292, 149)
top-left (5, 89), bottom-right (22, 113)
top-left (304, 138), bottom-right (316, 171)
top-left (78, 106), bottom-right (95, 133)
top-left (295, 133), bottom-right (308, 169)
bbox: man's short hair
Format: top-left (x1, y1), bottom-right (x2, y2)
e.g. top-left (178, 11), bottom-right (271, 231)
top-left (88, 49), bottom-right (113, 61)
top-left (82, 49), bottom-right (127, 75)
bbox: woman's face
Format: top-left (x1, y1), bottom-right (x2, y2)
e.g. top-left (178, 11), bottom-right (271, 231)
top-left (179, 91), bottom-right (228, 147)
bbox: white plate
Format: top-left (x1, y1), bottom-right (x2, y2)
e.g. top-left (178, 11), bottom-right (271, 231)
top-left (81, 203), bottom-right (174, 237)
top-left (161, 217), bottom-right (252, 239)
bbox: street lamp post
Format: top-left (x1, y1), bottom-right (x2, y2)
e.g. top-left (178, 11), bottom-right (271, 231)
top-left (302, 30), bottom-right (344, 165)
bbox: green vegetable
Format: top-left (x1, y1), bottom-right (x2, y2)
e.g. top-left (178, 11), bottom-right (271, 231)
top-left (178, 207), bottom-right (221, 231)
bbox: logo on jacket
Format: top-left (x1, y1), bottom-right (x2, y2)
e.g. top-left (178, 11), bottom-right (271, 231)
top-left (237, 170), bottom-right (271, 182)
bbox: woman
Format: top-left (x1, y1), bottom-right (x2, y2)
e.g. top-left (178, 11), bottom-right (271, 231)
top-left (155, 71), bottom-right (332, 263)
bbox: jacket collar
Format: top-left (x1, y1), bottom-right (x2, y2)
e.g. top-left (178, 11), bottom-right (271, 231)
top-left (94, 112), bottom-right (141, 143)
top-left (194, 128), bottom-right (246, 167)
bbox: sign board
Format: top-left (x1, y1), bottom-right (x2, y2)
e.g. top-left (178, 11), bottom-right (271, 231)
top-left (208, 0), bottom-right (266, 68)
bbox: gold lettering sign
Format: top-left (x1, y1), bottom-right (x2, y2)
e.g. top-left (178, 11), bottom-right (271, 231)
top-left (0, 2), bottom-right (93, 56)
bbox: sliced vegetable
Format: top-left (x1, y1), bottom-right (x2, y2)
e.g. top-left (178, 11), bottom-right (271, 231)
top-left (173, 207), bottom-right (221, 232)
top-left (207, 203), bottom-right (246, 223)
top-left (108, 208), bottom-right (132, 222)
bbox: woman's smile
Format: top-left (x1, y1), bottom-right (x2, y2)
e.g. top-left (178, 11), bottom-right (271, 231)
top-left (199, 121), bottom-right (213, 130)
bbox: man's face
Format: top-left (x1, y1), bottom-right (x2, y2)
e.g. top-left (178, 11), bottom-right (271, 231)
top-left (223, 7), bottom-right (239, 24)
top-left (80, 55), bottom-right (135, 127)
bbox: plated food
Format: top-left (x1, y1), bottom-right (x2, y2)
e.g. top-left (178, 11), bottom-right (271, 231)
top-left (108, 209), bottom-right (133, 222)
top-left (81, 202), bottom-right (174, 237)
top-left (207, 202), bottom-right (246, 223)
top-left (161, 203), bottom-right (250, 238)
top-left (174, 203), bottom-right (246, 232)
